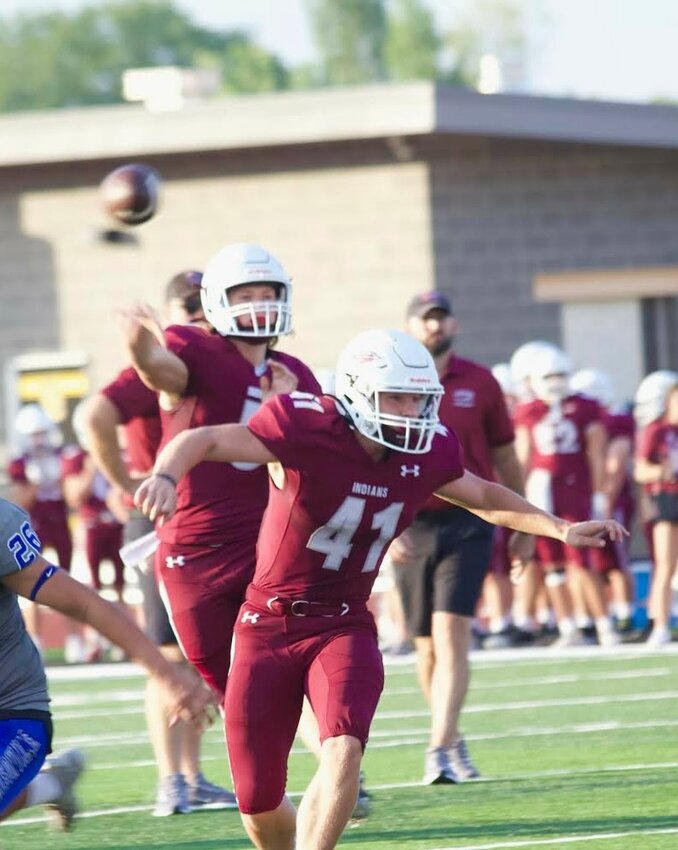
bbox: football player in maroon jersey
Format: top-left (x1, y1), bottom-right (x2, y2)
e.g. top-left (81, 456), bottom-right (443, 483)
top-left (84, 271), bottom-right (236, 816)
top-left (8, 404), bottom-right (74, 651)
top-left (120, 243), bottom-right (320, 698)
top-left (135, 329), bottom-right (626, 850)
top-left (515, 347), bottom-right (619, 647)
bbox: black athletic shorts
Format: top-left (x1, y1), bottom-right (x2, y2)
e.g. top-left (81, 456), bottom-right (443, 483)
top-left (393, 509), bottom-right (494, 636)
top-left (124, 512), bottom-right (177, 647)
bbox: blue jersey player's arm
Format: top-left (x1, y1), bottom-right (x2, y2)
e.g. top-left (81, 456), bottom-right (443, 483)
top-left (2, 555), bottom-right (216, 728)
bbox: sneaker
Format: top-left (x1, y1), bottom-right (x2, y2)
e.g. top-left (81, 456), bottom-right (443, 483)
top-left (43, 749), bottom-right (86, 831)
top-left (422, 747), bottom-right (458, 785)
top-left (187, 773), bottom-right (237, 810)
top-left (483, 628), bottom-right (514, 649)
top-left (551, 631), bottom-right (585, 648)
top-left (153, 774), bottom-right (191, 817)
top-left (351, 772), bottom-right (371, 819)
top-left (448, 737), bottom-right (480, 780)
top-left (645, 626), bottom-right (672, 648)
top-left (597, 629), bottom-right (621, 648)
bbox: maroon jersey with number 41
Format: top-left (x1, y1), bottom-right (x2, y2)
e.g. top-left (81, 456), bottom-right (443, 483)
top-left (247, 392), bottom-right (465, 605)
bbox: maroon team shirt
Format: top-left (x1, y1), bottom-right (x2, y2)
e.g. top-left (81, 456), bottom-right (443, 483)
top-left (637, 419), bottom-right (678, 495)
top-left (159, 325), bottom-right (321, 545)
top-left (247, 393), bottom-right (465, 604)
top-left (421, 355), bottom-right (514, 513)
top-left (102, 366), bottom-right (162, 476)
top-left (514, 393), bottom-right (601, 515)
top-left (8, 451), bottom-right (68, 524)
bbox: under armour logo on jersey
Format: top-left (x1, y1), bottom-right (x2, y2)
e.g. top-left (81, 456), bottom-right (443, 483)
top-left (453, 388), bottom-right (476, 408)
top-left (165, 555), bottom-right (186, 569)
top-left (401, 464), bottom-right (421, 477)
top-left (241, 610), bottom-right (261, 624)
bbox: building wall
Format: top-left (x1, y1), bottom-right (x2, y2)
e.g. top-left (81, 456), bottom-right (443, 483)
top-left (3, 133), bottom-right (678, 447)
top-left (0, 144), bottom-right (434, 445)
top-left (428, 137), bottom-right (678, 373)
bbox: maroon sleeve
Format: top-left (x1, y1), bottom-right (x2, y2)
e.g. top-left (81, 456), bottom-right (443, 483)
top-left (637, 422), bottom-right (661, 463)
top-left (581, 397), bottom-right (603, 428)
top-left (163, 325), bottom-right (205, 396)
top-left (271, 353), bottom-right (322, 396)
top-left (483, 372), bottom-right (515, 447)
top-left (102, 366), bottom-right (158, 425)
top-left (61, 446), bottom-right (85, 477)
top-left (247, 394), bottom-right (303, 468)
top-left (7, 457), bottom-right (27, 483)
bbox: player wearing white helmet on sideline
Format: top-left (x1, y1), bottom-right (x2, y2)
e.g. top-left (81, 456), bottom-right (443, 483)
top-left (634, 370), bottom-right (678, 646)
top-left (514, 347), bottom-right (619, 647)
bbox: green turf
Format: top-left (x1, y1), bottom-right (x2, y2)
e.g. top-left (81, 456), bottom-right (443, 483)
top-left (4, 650), bottom-right (678, 849)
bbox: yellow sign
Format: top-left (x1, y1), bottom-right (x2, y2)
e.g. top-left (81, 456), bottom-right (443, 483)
top-left (17, 369), bottom-right (89, 423)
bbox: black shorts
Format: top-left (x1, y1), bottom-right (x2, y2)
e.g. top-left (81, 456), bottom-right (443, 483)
top-left (124, 512), bottom-right (177, 647)
top-left (649, 491), bottom-right (678, 523)
top-left (393, 510), bottom-right (494, 636)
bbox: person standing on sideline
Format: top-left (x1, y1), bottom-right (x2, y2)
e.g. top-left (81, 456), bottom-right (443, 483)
top-left (84, 270), bottom-right (235, 816)
top-left (634, 370), bottom-right (678, 646)
top-left (390, 291), bottom-right (527, 784)
top-left (8, 404), bottom-right (74, 653)
top-left (134, 328), bottom-right (627, 850)
top-left (0, 497), bottom-right (215, 829)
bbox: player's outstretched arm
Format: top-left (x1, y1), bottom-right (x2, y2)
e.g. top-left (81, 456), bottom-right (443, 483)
top-left (135, 424), bottom-right (277, 521)
top-left (436, 470), bottom-right (628, 548)
top-left (3, 557), bottom-right (217, 728)
top-left (120, 303), bottom-right (188, 397)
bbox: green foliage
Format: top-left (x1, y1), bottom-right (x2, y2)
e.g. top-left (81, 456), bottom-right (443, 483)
top-left (0, 0), bottom-right (530, 112)
top-left (304, 0), bottom-right (388, 85)
top-left (384, 0), bottom-right (441, 82)
top-left (0, 0), bottom-right (287, 112)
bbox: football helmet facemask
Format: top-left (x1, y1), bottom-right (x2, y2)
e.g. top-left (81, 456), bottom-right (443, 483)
top-left (335, 329), bottom-right (443, 454)
top-left (200, 243), bottom-right (292, 338)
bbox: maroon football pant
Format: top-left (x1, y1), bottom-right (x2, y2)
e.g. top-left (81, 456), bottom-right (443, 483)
top-left (225, 602), bottom-right (384, 814)
top-left (155, 540), bottom-right (255, 698)
top-left (85, 522), bottom-right (125, 591)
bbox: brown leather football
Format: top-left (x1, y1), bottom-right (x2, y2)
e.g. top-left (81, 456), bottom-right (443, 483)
top-left (100, 163), bottom-right (160, 226)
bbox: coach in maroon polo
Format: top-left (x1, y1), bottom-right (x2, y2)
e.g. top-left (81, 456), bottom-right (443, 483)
top-left (390, 290), bottom-right (526, 785)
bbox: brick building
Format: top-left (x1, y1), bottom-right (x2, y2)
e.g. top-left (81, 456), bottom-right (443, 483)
top-left (1, 82), bottom-right (678, 446)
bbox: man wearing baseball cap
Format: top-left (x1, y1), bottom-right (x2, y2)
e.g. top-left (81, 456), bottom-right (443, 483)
top-left (391, 291), bottom-right (527, 784)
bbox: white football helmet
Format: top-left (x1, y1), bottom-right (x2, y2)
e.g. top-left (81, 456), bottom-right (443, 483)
top-left (509, 340), bottom-right (559, 400)
top-left (335, 329), bottom-right (443, 454)
top-left (200, 242), bottom-right (292, 338)
top-left (634, 370), bottom-right (678, 427)
top-left (14, 404), bottom-right (61, 451)
top-left (570, 368), bottom-right (615, 408)
top-left (491, 363), bottom-right (515, 397)
top-left (529, 347), bottom-right (573, 404)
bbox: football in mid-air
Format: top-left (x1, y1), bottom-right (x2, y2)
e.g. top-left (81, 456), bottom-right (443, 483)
top-left (100, 163), bottom-right (160, 226)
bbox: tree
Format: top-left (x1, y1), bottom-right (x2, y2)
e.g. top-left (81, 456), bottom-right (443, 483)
top-left (0, 0), bottom-right (289, 113)
top-left (384, 0), bottom-right (441, 82)
top-left (304, 0), bottom-right (388, 86)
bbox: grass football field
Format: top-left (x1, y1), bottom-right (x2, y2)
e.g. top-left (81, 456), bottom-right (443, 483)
top-left (3, 645), bottom-right (678, 850)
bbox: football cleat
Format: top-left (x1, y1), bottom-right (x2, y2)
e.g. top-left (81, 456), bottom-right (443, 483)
top-left (153, 773), bottom-right (190, 817)
top-left (350, 771), bottom-right (371, 819)
top-left (422, 747), bottom-right (458, 785)
top-left (188, 773), bottom-right (237, 810)
top-left (43, 749), bottom-right (86, 831)
top-left (448, 738), bottom-right (480, 780)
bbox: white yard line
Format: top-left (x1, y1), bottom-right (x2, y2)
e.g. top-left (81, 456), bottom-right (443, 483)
top-left (429, 826), bottom-right (678, 850)
top-left (43, 643), bottom-right (678, 684)
top-left (5, 761), bottom-right (678, 830)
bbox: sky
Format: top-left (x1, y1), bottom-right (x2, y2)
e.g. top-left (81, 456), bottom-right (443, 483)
top-left (4, 0), bottom-right (678, 104)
